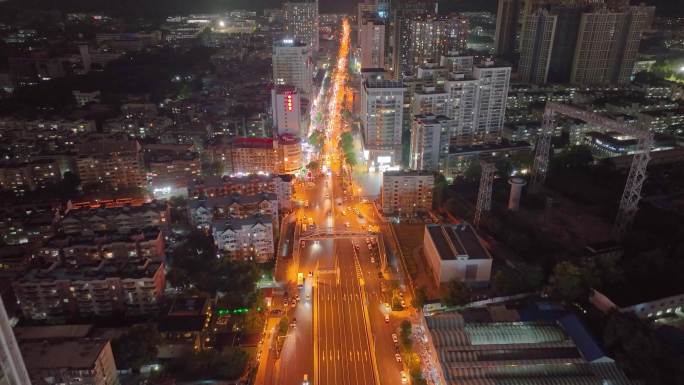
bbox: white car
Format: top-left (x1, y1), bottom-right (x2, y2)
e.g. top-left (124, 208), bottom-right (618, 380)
top-left (401, 371), bottom-right (408, 384)
top-left (395, 353), bottom-right (402, 362)
top-left (303, 374), bottom-right (310, 385)
top-left (385, 314), bottom-right (390, 323)
top-left (392, 333), bottom-right (398, 344)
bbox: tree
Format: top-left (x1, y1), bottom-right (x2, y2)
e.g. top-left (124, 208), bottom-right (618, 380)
top-left (604, 311), bottom-right (683, 385)
top-left (412, 286), bottom-right (428, 309)
top-left (547, 261), bottom-right (590, 302)
top-left (463, 161), bottom-right (481, 182)
top-left (308, 130), bottom-right (324, 148)
top-left (444, 279), bottom-right (471, 306)
top-left (111, 324), bottom-right (161, 370)
top-left (278, 316), bottom-right (289, 335)
top-left (344, 151), bottom-right (357, 167)
top-left (171, 348), bottom-right (248, 380)
top-left (495, 157), bottom-right (513, 178)
top-left (432, 173), bottom-right (449, 208)
top-left (550, 145), bottom-right (593, 172)
top-left (307, 160), bottom-right (320, 173)
top-left (399, 320), bottom-right (413, 349)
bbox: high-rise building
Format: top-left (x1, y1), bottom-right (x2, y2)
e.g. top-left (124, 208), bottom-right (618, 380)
top-left (445, 59), bottom-right (511, 145)
top-left (0, 297), bottom-right (31, 385)
top-left (361, 79), bottom-right (405, 168)
top-left (571, 5), bottom-right (652, 85)
top-left (390, 0), bottom-right (437, 79)
top-left (494, 0), bottom-right (521, 58)
top-left (406, 14), bottom-right (468, 74)
top-left (518, 8), bottom-right (557, 84)
top-left (359, 19), bottom-right (386, 69)
top-left (409, 114), bottom-right (454, 171)
top-left (514, 1), bottom-right (654, 85)
top-left (272, 39), bottom-right (312, 96)
top-left (284, 1), bottom-right (319, 54)
top-left (271, 85), bottom-right (305, 137)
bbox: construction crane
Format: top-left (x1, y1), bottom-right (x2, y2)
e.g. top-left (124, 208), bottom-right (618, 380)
top-left (530, 102), bottom-right (654, 238)
top-left (474, 159), bottom-right (497, 227)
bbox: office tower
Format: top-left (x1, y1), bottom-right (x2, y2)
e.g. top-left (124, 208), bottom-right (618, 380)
top-left (390, 0), bottom-right (437, 79)
top-left (284, 1), bottom-right (319, 54)
top-left (272, 39), bottom-right (312, 96)
top-left (571, 5), bottom-right (652, 85)
top-left (494, 0), bottom-right (521, 57)
top-left (359, 18), bottom-right (386, 69)
top-left (271, 85), bottom-right (305, 137)
top-left (410, 114), bottom-right (454, 171)
top-left (0, 297), bottom-right (31, 385)
top-left (518, 8), bottom-right (557, 83)
top-left (361, 79), bottom-right (405, 168)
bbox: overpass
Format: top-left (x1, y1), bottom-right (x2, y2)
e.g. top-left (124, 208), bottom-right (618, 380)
top-left (299, 227), bottom-right (375, 240)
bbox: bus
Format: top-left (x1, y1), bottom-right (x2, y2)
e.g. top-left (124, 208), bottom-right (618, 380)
top-left (297, 272), bottom-right (304, 288)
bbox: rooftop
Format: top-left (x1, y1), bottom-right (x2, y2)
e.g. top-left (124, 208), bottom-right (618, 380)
top-left (14, 325), bottom-right (94, 341)
top-left (383, 170), bottom-right (435, 177)
top-left (426, 224), bottom-right (491, 261)
top-left (16, 259), bottom-right (163, 283)
top-left (21, 339), bottom-right (110, 370)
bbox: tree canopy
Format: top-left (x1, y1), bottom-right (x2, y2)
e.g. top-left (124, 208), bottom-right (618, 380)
top-left (444, 279), bottom-right (472, 306)
top-left (111, 324), bottom-right (161, 370)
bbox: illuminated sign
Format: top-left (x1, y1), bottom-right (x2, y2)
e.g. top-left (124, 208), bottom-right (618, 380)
top-left (285, 92), bottom-right (294, 112)
top-left (282, 38), bottom-right (294, 44)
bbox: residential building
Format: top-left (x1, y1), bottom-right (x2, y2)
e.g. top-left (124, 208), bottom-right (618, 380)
top-left (406, 14), bottom-right (468, 73)
top-left (409, 114), bottom-right (454, 171)
top-left (144, 144), bottom-right (202, 191)
top-left (75, 138), bottom-right (145, 190)
top-left (0, 159), bottom-right (61, 194)
top-left (21, 339), bottom-right (118, 385)
top-left (381, 170), bottom-right (434, 216)
top-left (411, 85), bottom-right (448, 116)
top-left (60, 200), bottom-right (169, 235)
top-left (187, 173), bottom-right (293, 209)
top-left (361, 79), bottom-right (405, 168)
top-left (423, 223), bottom-right (493, 286)
top-left (212, 214), bottom-right (275, 261)
top-left (273, 39), bottom-right (312, 96)
top-left (37, 228), bottom-right (165, 266)
top-left (13, 259), bottom-right (165, 320)
top-left (272, 85), bottom-right (306, 137)
top-left (444, 141), bottom-right (532, 178)
top-left (572, 5), bottom-right (653, 85)
top-left (0, 296), bottom-right (32, 385)
top-left (188, 193), bottom-right (278, 229)
top-left (230, 137), bottom-right (278, 174)
top-left (284, 1), bottom-right (319, 54)
top-left (518, 8), bottom-right (557, 84)
top-left (493, 0), bottom-right (521, 58)
top-left (359, 18), bottom-right (386, 69)
top-left (425, 303), bottom-right (640, 385)
top-left (0, 203), bottom-right (58, 246)
top-left (391, 0), bottom-right (438, 79)
top-left (445, 60), bottom-right (511, 145)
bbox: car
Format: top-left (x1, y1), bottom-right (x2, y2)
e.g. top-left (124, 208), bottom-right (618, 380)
top-left (291, 299), bottom-right (297, 307)
top-left (401, 300), bottom-right (406, 308)
top-left (303, 374), bottom-right (310, 385)
top-left (392, 333), bottom-right (398, 344)
top-left (395, 353), bottom-right (402, 362)
top-left (385, 315), bottom-right (390, 323)
top-left (344, 222), bottom-right (350, 228)
top-left (295, 294), bottom-right (300, 302)
top-left (306, 293), bottom-right (310, 301)
top-left (291, 318), bottom-right (297, 328)
top-left (308, 271), bottom-right (313, 277)
top-left (401, 371), bottom-right (408, 384)
top-left (384, 302), bottom-right (391, 311)
top-left (370, 257), bottom-right (375, 264)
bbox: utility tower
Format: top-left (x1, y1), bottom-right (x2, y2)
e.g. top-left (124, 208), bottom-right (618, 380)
top-left (474, 159), bottom-right (497, 227)
top-left (530, 102), bottom-right (653, 238)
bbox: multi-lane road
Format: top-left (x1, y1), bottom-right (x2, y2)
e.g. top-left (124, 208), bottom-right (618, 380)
top-left (258, 17), bottom-right (410, 385)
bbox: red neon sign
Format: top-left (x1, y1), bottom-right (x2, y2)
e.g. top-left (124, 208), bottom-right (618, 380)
top-left (285, 92), bottom-right (293, 112)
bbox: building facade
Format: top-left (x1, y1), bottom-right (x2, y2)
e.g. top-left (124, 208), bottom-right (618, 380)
top-left (212, 214), bottom-right (275, 261)
top-left (423, 223), bottom-right (493, 286)
top-left (284, 1), bottom-right (319, 54)
top-left (272, 85), bottom-right (305, 137)
top-left (359, 19), bottom-right (386, 69)
top-left (272, 39), bottom-right (312, 96)
top-left (361, 79), bottom-right (405, 168)
top-left (76, 138), bottom-right (145, 190)
top-left (381, 170), bottom-right (434, 216)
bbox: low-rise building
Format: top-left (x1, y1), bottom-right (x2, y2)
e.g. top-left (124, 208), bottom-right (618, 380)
top-left (188, 174), bottom-right (293, 209)
top-left (60, 200), bottom-right (169, 235)
top-left (212, 214), bottom-right (274, 262)
top-left (188, 193), bottom-right (278, 229)
top-left (13, 258), bottom-right (165, 321)
top-left (146, 148), bottom-right (200, 188)
top-left (423, 223), bottom-right (493, 287)
top-left (424, 303), bottom-right (639, 385)
top-left (381, 170), bottom-right (434, 216)
top-left (37, 227), bottom-right (165, 266)
top-left (21, 338), bottom-right (119, 385)
top-left (230, 137), bottom-right (279, 174)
